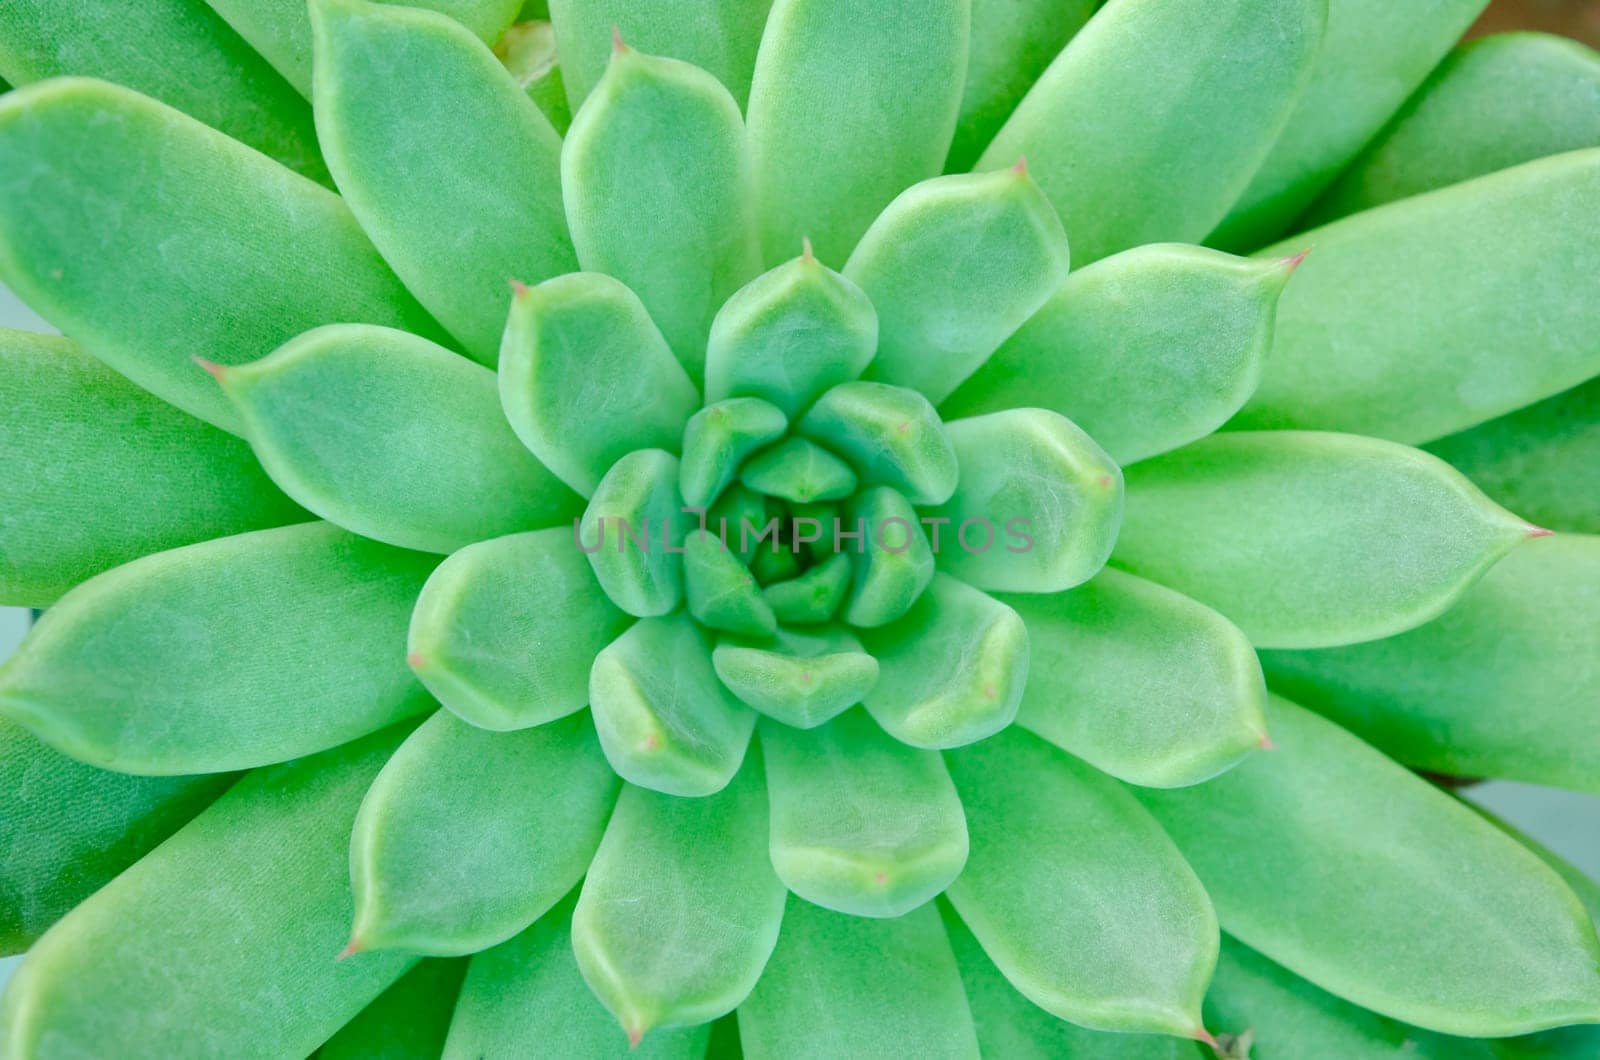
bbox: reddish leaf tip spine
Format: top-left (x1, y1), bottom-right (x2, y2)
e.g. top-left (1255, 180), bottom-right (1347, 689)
top-left (611, 24), bottom-right (627, 53)
top-left (1281, 247), bottom-right (1312, 272)
top-left (1010, 155), bottom-right (1028, 177)
top-left (335, 937), bottom-right (363, 961)
top-left (1525, 525), bottom-right (1556, 539)
top-left (193, 356), bottom-right (228, 381)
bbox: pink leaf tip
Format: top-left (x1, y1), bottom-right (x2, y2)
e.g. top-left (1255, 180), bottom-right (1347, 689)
top-left (1010, 155), bottom-right (1028, 177)
top-left (1526, 525), bottom-right (1556, 538)
top-left (801, 235), bottom-right (816, 263)
top-left (193, 356), bottom-right (228, 381)
top-left (406, 652), bottom-right (428, 671)
top-left (626, 1027), bottom-right (644, 1049)
top-left (611, 24), bottom-right (627, 53)
top-left (1258, 732), bottom-right (1276, 751)
top-left (336, 938), bottom-right (363, 961)
top-left (508, 278), bottom-right (532, 299)
top-left (1281, 247), bottom-right (1312, 272)
top-left (1193, 1026), bottom-right (1220, 1050)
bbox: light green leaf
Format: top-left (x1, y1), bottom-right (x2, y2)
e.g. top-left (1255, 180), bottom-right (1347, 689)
top-left (445, 892), bottom-right (712, 1058)
top-left (704, 250), bottom-right (878, 418)
top-left (0, 77), bottom-right (441, 433)
top-left (0, 328), bottom-right (305, 607)
top-left (408, 528), bottom-right (630, 731)
top-left (1114, 431), bottom-right (1535, 649)
top-left (713, 626), bottom-right (877, 729)
top-left (1209, 0), bottom-right (1494, 251)
top-left (0, 0), bottom-right (326, 180)
top-left (215, 323), bottom-right (581, 554)
top-left (1426, 376), bottom-right (1600, 536)
top-left (737, 898), bottom-right (980, 1058)
top-left (1236, 150), bottom-right (1600, 444)
top-left (500, 273), bottom-right (700, 497)
top-left (548, 0), bottom-right (773, 111)
top-left (0, 727), bottom-right (416, 1057)
top-left (746, 0), bottom-right (969, 265)
top-left (1307, 33), bottom-right (1600, 224)
top-left (0, 522), bottom-right (436, 774)
top-left (1263, 534), bottom-right (1600, 793)
top-left (979, 0), bottom-right (1325, 264)
top-left (580, 449), bottom-right (693, 617)
top-left (0, 718), bottom-right (232, 955)
top-left (761, 552), bottom-right (852, 626)
top-left (588, 613), bottom-right (756, 797)
top-left (563, 41), bottom-right (760, 385)
top-left (320, 959), bottom-right (467, 1060)
top-left (861, 574), bottom-right (1027, 749)
top-left (943, 244), bottom-right (1295, 465)
top-left (1003, 567), bottom-right (1268, 789)
top-left (709, 483), bottom-right (771, 565)
top-left (680, 398), bottom-right (789, 510)
top-left (348, 710), bottom-right (619, 956)
top-left (841, 486), bottom-right (936, 628)
top-left (945, 727), bottom-right (1219, 1039)
top-left (739, 437), bottom-right (857, 503)
top-left (573, 756), bottom-right (786, 1040)
top-left (310, 0), bottom-right (575, 364)
top-left (848, 167), bottom-right (1070, 403)
top-left (684, 529), bottom-right (778, 637)
top-left (798, 382), bottom-right (959, 506)
top-left (762, 708), bottom-right (966, 918)
top-left (1135, 696), bottom-right (1600, 1038)
top-left (930, 409), bottom-right (1122, 593)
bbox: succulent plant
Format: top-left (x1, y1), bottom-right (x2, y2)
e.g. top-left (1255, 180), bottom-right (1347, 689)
top-left (2, 0), bottom-right (1600, 1056)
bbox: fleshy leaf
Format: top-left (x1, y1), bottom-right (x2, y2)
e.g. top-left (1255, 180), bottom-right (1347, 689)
top-left (0, 727), bottom-right (416, 1057)
top-left (737, 898), bottom-right (980, 1057)
top-left (860, 574), bottom-right (1027, 749)
top-left (0, 0), bottom-right (326, 180)
top-left (1114, 431), bottom-right (1535, 649)
top-left (408, 528), bottom-right (630, 731)
top-left (762, 708), bottom-right (966, 917)
top-left (580, 449), bottom-right (693, 617)
top-left (214, 324), bottom-right (581, 554)
top-left (746, 0), bottom-right (969, 264)
top-left (709, 483), bottom-right (770, 564)
top-left (563, 41), bottom-right (760, 385)
top-left (495, 20), bottom-right (571, 133)
top-left (0, 77), bottom-right (441, 433)
top-left (1237, 149), bottom-right (1600, 444)
top-left (0, 523), bottom-right (436, 774)
top-left (588, 613), bottom-right (756, 797)
top-left (684, 530), bottom-right (778, 638)
top-left (848, 167), bottom-right (1070, 403)
top-left (929, 409), bottom-right (1122, 593)
top-left (978, 0), bottom-right (1325, 263)
top-left (1003, 567), bottom-right (1268, 789)
top-left (1135, 696), bottom-right (1600, 1038)
top-left (712, 626), bottom-right (877, 729)
top-left (0, 719), bottom-right (232, 955)
top-left (0, 328), bottom-right (305, 606)
top-left (680, 398), bottom-right (789, 511)
top-left (348, 710), bottom-right (619, 956)
top-left (738, 437), bottom-right (858, 503)
top-left (573, 755), bottom-right (786, 1040)
top-left (943, 244), bottom-right (1295, 465)
top-left (320, 959), bottom-right (467, 1060)
top-left (841, 486), bottom-right (936, 628)
top-left (444, 891), bottom-right (711, 1058)
top-left (944, 727), bottom-right (1219, 1038)
top-left (798, 382), bottom-right (959, 506)
top-left (1263, 534), bottom-right (1600, 793)
top-left (750, 537), bottom-right (803, 586)
top-left (310, 0), bottom-right (575, 364)
top-left (761, 552), bottom-right (852, 626)
top-left (501, 274), bottom-right (700, 496)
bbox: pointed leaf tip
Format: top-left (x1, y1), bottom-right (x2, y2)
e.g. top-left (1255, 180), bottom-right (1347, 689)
top-left (611, 24), bottom-right (627, 53)
top-left (1281, 248), bottom-right (1312, 272)
top-left (335, 937), bottom-right (363, 961)
top-left (193, 357), bottom-right (228, 381)
top-left (801, 236), bottom-right (816, 263)
top-left (1259, 732), bottom-right (1276, 751)
top-left (626, 1026), bottom-right (644, 1049)
top-left (1010, 155), bottom-right (1028, 176)
top-left (405, 652), bottom-right (427, 671)
top-left (1526, 526), bottom-right (1556, 538)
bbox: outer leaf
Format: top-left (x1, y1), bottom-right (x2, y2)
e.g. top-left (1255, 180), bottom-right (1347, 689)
top-left (1426, 376), bottom-right (1600, 536)
top-left (444, 892), bottom-right (711, 1059)
top-left (0, 719), bottom-right (232, 955)
top-left (573, 756), bottom-right (786, 1041)
top-left (746, 0), bottom-right (969, 264)
top-left (1210, 0), bottom-right (1493, 250)
top-left (1114, 431), bottom-right (1535, 649)
top-left (348, 710), bottom-right (618, 956)
top-left (0, 329), bottom-right (305, 606)
top-left (408, 528), bottom-right (631, 731)
top-left (0, 727), bottom-right (416, 1058)
top-left (943, 245), bottom-right (1295, 465)
top-left (0, 0), bottom-right (326, 180)
top-left (942, 901), bottom-right (1208, 1060)
top-left (563, 41), bottom-right (760, 384)
top-left (319, 959), bottom-right (467, 1060)
top-left (929, 409), bottom-right (1122, 593)
top-left (712, 626), bottom-right (877, 729)
top-left (944, 727), bottom-right (1219, 1039)
top-left (736, 898), bottom-right (980, 1058)
top-left (0, 523), bottom-right (436, 774)
top-left (1307, 33), bottom-right (1600, 224)
top-left (0, 78), bottom-right (441, 433)
top-left (588, 613), bottom-right (756, 797)
top-left (1003, 567), bottom-right (1268, 789)
top-left (310, 0), bottom-right (575, 364)
top-left (580, 449), bottom-right (693, 617)
top-left (762, 708), bottom-right (966, 918)
top-left (215, 324), bottom-right (581, 554)
top-left (979, 0), bottom-right (1325, 263)
top-left (1263, 534), bottom-right (1600, 793)
top-left (1235, 150), bottom-right (1600, 444)
top-left (547, 0), bottom-right (773, 110)
top-left (841, 486), bottom-right (937, 627)
top-left (798, 382), bottom-right (959, 506)
top-left (848, 167), bottom-right (1071, 403)
top-left (1135, 696), bottom-right (1600, 1037)
top-left (500, 274), bottom-right (700, 497)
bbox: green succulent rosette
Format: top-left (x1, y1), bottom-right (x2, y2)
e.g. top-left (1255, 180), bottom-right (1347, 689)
top-left (2, 0), bottom-right (1600, 1056)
